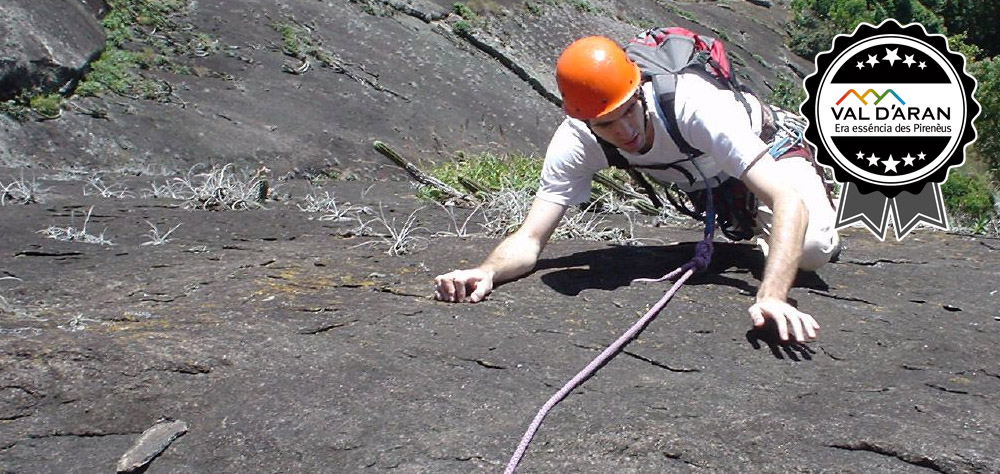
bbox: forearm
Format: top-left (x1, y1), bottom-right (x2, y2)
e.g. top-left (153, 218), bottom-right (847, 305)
top-left (478, 231), bottom-right (545, 284)
top-left (757, 195), bottom-right (807, 301)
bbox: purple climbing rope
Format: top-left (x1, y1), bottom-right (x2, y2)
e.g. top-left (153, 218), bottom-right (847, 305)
top-left (503, 180), bottom-right (717, 474)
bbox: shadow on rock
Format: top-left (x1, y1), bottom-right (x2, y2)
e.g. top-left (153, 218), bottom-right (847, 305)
top-left (746, 320), bottom-right (817, 361)
top-left (532, 241), bottom-right (830, 296)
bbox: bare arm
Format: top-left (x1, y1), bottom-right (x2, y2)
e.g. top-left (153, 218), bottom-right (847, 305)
top-left (741, 153), bottom-right (817, 341)
top-left (434, 197), bottom-right (567, 303)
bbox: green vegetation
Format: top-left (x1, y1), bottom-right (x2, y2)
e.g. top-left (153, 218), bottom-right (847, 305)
top-left (789, 0), bottom-right (999, 59)
top-left (417, 152), bottom-right (542, 202)
top-left (452, 2), bottom-right (478, 19)
top-left (76, 49), bottom-right (159, 98)
top-left (0, 97), bottom-right (30, 121)
top-left (769, 79), bottom-right (807, 113)
top-left (569, 0), bottom-right (594, 13)
top-left (452, 20), bottom-right (472, 35)
top-left (273, 23), bottom-right (306, 58)
top-left (0, 92), bottom-right (63, 121)
top-left (969, 57), bottom-right (1000, 181)
top-left (524, 1), bottom-right (543, 15)
top-left (76, 0), bottom-right (218, 99)
top-left (942, 170), bottom-right (996, 230)
top-left (28, 93), bottom-right (63, 119)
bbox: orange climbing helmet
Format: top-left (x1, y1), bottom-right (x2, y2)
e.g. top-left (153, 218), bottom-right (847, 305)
top-left (556, 36), bottom-right (641, 120)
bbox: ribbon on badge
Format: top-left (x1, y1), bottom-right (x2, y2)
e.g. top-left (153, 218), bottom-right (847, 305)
top-left (836, 182), bottom-right (947, 241)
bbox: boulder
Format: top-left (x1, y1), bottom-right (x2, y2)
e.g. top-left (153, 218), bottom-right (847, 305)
top-left (0, 0), bottom-right (106, 100)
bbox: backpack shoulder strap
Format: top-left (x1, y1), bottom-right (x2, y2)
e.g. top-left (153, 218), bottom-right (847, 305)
top-left (597, 136), bottom-right (631, 170)
top-left (594, 135), bottom-right (665, 209)
top-left (649, 76), bottom-right (702, 160)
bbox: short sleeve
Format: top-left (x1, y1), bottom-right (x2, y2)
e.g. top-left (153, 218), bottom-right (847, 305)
top-left (675, 74), bottom-right (770, 178)
top-left (537, 119), bottom-right (608, 206)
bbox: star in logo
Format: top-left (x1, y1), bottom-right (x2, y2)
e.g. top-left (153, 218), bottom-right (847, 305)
top-left (856, 61), bottom-right (865, 70)
top-left (918, 61), bottom-right (927, 70)
top-left (882, 155), bottom-right (900, 173)
top-left (867, 54), bottom-right (880, 67)
top-left (902, 153), bottom-right (916, 166)
top-left (883, 48), bottom-right (901, 66)
top-left (866, 153), bottom-right (880, 167)
top-left (856, 151), bottom-right (865, 160)
top-left (903, 54), bottom-right (917, 67)
top-left (917, 151), bottom-right (926, 160)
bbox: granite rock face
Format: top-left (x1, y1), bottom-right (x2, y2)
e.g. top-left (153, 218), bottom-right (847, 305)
top-left (0, 0), bottom-right (106, 100)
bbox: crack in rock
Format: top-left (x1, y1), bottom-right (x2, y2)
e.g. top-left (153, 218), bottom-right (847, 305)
top-left (924, 383), bottom-right (983, 397)
top-left (29, 430), bottom-right (142, 440)
top-left (458, 357), bottom-right (506, 370)
top-left (819, 346), bottom-right (845, 361)
top-left (449, 29), bottom-right (561, 106)
top-left (842, 258), bottom-right (924, 266)
top-left (15, 250), bottom-right (84, 258)
top-left (379, 0), bottom-right (449, 22)
top-left (807, 289), bottom-right (876, 306)
top-left (829, 441), bottom-right (967, 473)
top-left (621, 350), bottom-right (700, 373)
top-left (662, 450), bottom-right (705, 468)
top-left (298, 319), bottom-right (357, 335)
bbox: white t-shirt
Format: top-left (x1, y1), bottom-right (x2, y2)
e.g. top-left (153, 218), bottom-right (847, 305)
top-left (538, 74), bottom-right (770, 206)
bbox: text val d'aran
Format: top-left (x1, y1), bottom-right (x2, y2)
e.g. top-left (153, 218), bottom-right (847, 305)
top-left (832, 104), bottom-right (952, 133)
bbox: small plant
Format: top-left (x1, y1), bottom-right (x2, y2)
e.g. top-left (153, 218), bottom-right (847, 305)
top-left (297, 189), bottom-right (368, 221)
top-left (355, 205), bottom-right (428, 256)
top-left (141, 221), bottom-right (181, 246)
top-left (452, 2), bottom-right (478, 19)
top-left (434, 201), bottom-right (483, 237)
top-left (273, 22), bottom-right (306, 58)
top-left (1, 92), bottom-right (64, 121)
top-left (29, 93), bottom-right (63, 119)
top-left (477, 186), bottom-right (534, 237)
top-left (154, 164), bottom-right (271, 210)
top-left (76, 48), bottom-right (168, 99)
top-left (554, 196), bottom-right (632, 242)
top-left (0, 98), bottom-right (29, 120)
top-left (84, 176), bottom-right (135, 199)
top-left (453, 20), bottom-right (472, 35)
top-left (59, 313), bottom-right (99, 332)
top-left (37, 206), bottom-right (114, 245)
top-left (1, 174), bottom-right (48, 205)
top-left (570, 0), bottom-right (594, 13)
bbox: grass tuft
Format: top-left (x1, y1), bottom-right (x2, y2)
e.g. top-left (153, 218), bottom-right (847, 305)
top-left (355, 205), bottom-right (428, 256)
top-left (37, 206), bottom-right (115, 246)
top-left (141, 221), bottom-right (182, 246)
top-left (148, 164), bottom-right (272, 210)
top-left (1, 174), bottom-right (48, 205)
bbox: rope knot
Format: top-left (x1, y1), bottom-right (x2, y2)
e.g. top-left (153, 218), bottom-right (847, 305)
top-left (682, 238), bottom-right (713, 274)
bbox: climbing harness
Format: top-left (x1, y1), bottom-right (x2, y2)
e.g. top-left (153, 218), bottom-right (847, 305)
top-left (504, 166), bottom-right (718, 474)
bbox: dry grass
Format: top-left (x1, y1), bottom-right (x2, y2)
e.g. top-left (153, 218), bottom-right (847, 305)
top-left (147, 164), bottom-right (271, 210)
top-left (354, 205), bottom-right (428, 256)
top-left (1, 174), bottom-right (48, 205)
top-left (37, 206), bottom-right (114, 246)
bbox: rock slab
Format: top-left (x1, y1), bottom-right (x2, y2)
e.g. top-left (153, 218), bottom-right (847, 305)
top-left (115, 420), bottom-right (189, 473)
top-left (0, 0), bottom-right (105, 99)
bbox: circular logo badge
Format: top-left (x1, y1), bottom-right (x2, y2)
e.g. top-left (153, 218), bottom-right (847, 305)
top-left (803, 19), bottom-right (979, 240)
